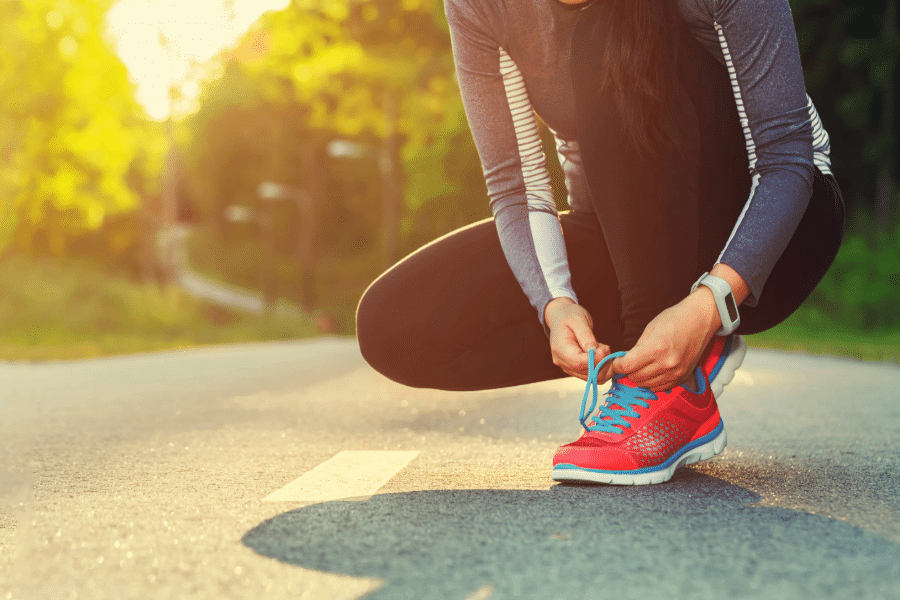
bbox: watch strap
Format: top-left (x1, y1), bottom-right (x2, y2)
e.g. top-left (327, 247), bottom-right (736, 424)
top-left (691, 272), bottom-right (740, 335)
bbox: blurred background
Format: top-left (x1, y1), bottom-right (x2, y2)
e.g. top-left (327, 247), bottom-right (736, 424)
top-left (0, 0), bottom-right (897, 363)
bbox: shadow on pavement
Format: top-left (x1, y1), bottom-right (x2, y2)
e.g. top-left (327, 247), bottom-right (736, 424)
top-left (242, 470), bottom-right (900, 600)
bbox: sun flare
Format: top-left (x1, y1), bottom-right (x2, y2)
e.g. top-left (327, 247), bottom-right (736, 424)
top-left (105, 0), bottom-right (289, 120)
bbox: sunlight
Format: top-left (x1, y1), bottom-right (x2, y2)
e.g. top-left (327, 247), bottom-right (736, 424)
top-left (105, 0), bottom-right (289, 120)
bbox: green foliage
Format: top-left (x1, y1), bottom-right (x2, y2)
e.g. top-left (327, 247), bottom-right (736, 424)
top-left (0, 0), bottom-right (164, 258)
top-left (182, 0), bottom-right (472, 260)
top-left (254, 0), bottom-right (456, 143)
top-left (182, 60), bottom-right (381, 258)
top-left (399, 102), bottom-right (490, 250)
top-left (399, 110), bottom-right (570, 253)
top-left (747, 305), bottom-right (900, 363)
top-left (183, 63), bottom-right (316, 226)
top-left (789, 0), bottom-right (898, 215)
top-left (808, 221), bottom-right (900, 329)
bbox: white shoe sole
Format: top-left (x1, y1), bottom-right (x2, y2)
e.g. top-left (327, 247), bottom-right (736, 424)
top-left (551, 425), bottom-right (727, 486)
top-left (709, 335), bottom-right (747, 399)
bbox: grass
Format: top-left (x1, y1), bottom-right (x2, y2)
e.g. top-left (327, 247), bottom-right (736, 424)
top-left (0, 252), bottom-right (318, 362)
top-left (745, 305), bottom-right (900, 364)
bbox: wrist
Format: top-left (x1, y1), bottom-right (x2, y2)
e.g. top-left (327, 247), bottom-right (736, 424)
top-left (688, 285), bottom-right (722, 335)
top-left (544, 296), bottom-right (576, 329)
top-left (690, 268), bottom-right (743, 335)
top-left (709, 263), bottom-right (750, 306)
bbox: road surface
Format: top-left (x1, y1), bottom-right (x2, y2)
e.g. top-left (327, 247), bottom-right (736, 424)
top-left (1, 338), bottom-right (898, 599)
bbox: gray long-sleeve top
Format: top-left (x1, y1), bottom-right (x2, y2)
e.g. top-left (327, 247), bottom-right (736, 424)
top-left (444, 0), bottom-right (832, 328)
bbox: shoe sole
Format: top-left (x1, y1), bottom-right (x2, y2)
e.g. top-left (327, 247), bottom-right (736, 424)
top-left (709, 335), bottom-right (747, 399)
top-left (551, 422), bottom-right (727, 486)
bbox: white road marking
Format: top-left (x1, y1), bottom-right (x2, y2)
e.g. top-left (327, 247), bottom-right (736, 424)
top-left (263, 451), bottom-right (420, 503)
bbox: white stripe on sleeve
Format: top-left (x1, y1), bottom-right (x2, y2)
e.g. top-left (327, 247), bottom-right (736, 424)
top-left (499, 48), bottom-right (574, 304)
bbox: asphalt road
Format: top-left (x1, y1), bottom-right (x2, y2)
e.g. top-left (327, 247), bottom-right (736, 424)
top-left (1, 337), bottom-right (898, 600)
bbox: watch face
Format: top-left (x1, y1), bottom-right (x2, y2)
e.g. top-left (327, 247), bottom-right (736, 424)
top-left (724, 292), bottom-right (738, 322)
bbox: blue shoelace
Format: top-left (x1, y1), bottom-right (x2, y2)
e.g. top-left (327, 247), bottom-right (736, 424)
top-left (579, 349), bottom-right (658, 434)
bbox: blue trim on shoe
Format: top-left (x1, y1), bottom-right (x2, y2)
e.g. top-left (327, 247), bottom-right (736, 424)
top-left (553, 419), bottom-right (724, 476)
top-left (707, 336), bottom-right (734, 382)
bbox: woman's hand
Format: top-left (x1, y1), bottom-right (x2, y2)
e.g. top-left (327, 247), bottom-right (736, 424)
top-left (610, 290), bottom-right (720, 392)
top-left (544, 297), bottom-right (612, 382)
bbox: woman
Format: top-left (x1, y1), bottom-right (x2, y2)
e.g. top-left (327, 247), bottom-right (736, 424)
top-left (356, 0), bottom-right (844, 484)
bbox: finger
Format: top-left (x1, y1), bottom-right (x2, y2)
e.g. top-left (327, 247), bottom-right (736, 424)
top-left (626, 361), bottom-right (678, 386)
top-left (568, 370), bottom-right (588, 382)
top-left (579, 343), bottom-right (612, 381)
top-left (557, 359), bottom-right (588, 381)
top-left (637, 373), bottom-right (681, 392)
top-left (641, 362), bottom-right (703, 392)
top-left (558, 323), bottom-right (596, 379)
top-left (610, 343), bottom-right (655, 375)
top-left (555, 335), bottom-right (590, 378)
top-left (635, 362), bottom-right (697, 391)
top-left (592, 345), bottom-right (615, 382)
top-left (571, 320), bottom-right (598, 354)
top-left (555, 361), bottom-right (586, 381)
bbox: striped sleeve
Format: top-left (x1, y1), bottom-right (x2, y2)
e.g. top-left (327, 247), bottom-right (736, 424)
top-left (445, 0), bottom-right (577, 330)
top-left (710, 0), bottom-right (823, 306)
top-left (807, 94), bottom-right (832, 176)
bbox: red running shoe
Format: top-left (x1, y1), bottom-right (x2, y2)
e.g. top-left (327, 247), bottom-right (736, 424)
top-left (552, 350), bottom-right (726, 485)
top-left (702, 334), bottom-right (746, 399)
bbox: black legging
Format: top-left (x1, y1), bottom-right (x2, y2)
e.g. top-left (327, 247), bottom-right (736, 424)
top-left (357, 22), bottom-right (845, 392)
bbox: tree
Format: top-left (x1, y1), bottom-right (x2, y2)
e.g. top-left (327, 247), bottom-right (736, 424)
top-left (791, 0), bottom-right (899, 226)
top-left (0, 0), bottom-right (162, 258)
top-left (248, 0), bottom-right (460, 266)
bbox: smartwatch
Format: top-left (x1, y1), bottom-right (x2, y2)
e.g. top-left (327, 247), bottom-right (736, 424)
top-left (691, 272), bottom-right (740, 336)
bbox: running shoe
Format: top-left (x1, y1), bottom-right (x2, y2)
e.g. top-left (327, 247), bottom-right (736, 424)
top-left (702, 334), bottom-right (746, 399)
top-left (552, 350), bottom-right (726, 485)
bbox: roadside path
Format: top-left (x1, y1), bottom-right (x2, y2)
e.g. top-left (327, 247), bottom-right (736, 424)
top-left (169, 225), bottom-right (301, 316)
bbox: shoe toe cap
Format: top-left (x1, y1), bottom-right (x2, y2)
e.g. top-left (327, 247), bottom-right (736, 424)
top-left (553, 443), bottom-right (639, 472)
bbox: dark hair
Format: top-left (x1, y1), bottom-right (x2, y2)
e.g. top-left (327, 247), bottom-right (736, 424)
top-left (593, 0), bottom-right (686, 158)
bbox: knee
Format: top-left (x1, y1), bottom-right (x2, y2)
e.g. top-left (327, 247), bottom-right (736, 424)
top-left (356, 278), bottom-right (390, 371)
top-left (356, 277), bottom-right (425, 388)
